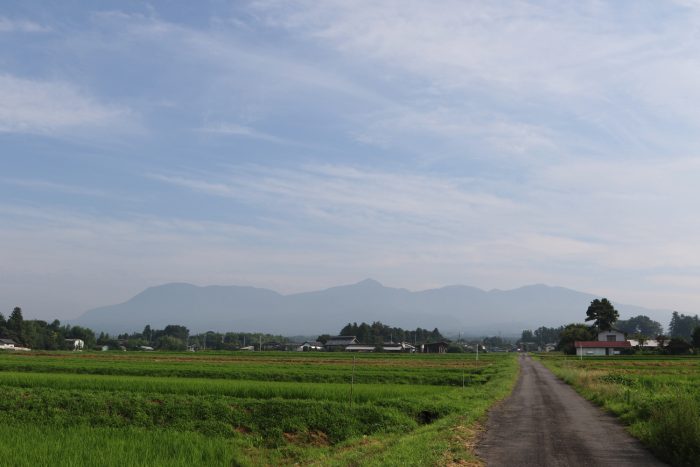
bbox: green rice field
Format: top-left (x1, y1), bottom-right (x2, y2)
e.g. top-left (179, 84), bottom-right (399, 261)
top-left (539, 354), bottom-right (700, 467)
top-left (0, 351), bottom-right (518, 466)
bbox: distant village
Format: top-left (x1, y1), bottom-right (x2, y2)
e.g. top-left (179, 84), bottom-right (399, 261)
top-left (2, 302), bottom-right (700, 355)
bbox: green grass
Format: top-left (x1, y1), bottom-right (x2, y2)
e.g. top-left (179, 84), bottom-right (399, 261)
top-left (0, 351), bottom-right (518, 465)
top-left (538, 353), bottom-right (700, 467)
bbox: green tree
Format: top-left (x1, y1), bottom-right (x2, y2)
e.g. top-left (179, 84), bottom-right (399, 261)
top-left (66, 325), bottom-right (96, 349)
top-left (156, 335), bottom-right (185, 351)
top-left (7, 307), bottom-right (23, 333)
top-left (558, 323), bottom-right (596, 355)
top-left (616, 315), bottom-right (663, 337)
top-left (520, 330), bottom-right (534, 343)
top-left (533, 326), bottom-right (563, 347)
top-left (656, 334), bottom-right (668, 350)
top-left (669, 312), bottom-right (700, 340)
top-left (666, 337), bottom-right (691, 355)
top-left (7, 307), bottom-right (24, 343)
top-left (162, 324), bottom-right (189, 342)
top-left (691, 326), bottom-right (700, 353)
top-left (316, 334), bottom-right (331, 344)
top-left (585, 298), bottom-right (619, 331)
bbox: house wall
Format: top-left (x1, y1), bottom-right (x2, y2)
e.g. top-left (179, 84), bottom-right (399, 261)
top-left (576, 347), bottom-right (606, 356)
top-left (597, 331), bottom-right (625, 342)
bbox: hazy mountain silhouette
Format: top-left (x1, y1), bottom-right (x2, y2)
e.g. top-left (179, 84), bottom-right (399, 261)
top-left (73, 279), bottom-right (671, 335)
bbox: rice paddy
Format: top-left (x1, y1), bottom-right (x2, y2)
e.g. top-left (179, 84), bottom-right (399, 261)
top-left (0, 350), bottom-right (518, 466)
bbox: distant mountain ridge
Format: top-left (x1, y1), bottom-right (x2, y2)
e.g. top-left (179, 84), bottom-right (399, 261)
top-left (72, 279), bottom-right (671, 335)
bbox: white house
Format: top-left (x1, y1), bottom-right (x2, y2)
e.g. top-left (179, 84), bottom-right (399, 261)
top-left (575, 330), bottom-right (630, 356)
top-left (0, 338), bottom-right (16, 350)
top-left (597, 330), bottom-right (626, 342)
top-left (296, 341), bottom-right (323, 351)
top-left (0, 338), bottom-right (30, 351)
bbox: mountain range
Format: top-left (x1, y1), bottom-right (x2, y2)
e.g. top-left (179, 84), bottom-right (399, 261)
top-left (71, 279), bottom-right (672, 336)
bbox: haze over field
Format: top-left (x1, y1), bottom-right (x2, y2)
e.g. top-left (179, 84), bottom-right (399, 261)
top-left (73, 279), bottom-right (670, 335)
top-left (3, 1), bottom-right (700, 322)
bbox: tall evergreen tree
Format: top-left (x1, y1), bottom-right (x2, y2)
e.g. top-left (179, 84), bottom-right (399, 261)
top-left (668, 311), bottom-right (700, 340)
top-left (7, 307), bottom-right (23, 332)
top-left (585, 298), bottom-right (619, 331)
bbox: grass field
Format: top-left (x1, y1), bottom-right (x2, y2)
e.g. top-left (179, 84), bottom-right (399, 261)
top-left (538, 354), bottom-right (700, 467)
top-left (0, 350), bottom-right (518, 466)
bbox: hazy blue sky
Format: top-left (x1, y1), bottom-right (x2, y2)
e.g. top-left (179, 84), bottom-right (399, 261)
top-left (3, 1), bottom-right (700, 321)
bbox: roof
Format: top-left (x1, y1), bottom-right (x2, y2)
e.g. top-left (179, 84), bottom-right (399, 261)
top-left (345, 344), bottom-right (376, 351)
top-left (574, 341), bottom-right (631, 348)
top-left (383, 342), bottom-right (415, 350)
top-left (0, 338), bottom-right (16, 345)
top-left (325, 336), bottom-right (358, 346)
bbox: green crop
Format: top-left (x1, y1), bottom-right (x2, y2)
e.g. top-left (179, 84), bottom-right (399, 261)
top-left (0, 351), bottom-right (518, 465)
top-left (539, 354), bottom-right (700, 467)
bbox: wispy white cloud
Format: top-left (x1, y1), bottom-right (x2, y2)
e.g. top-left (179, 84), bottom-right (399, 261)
top-left (150, 164), bottom-right (522, 240)
top-left (0, 74), bottom-right (133, 134)
top-left (0, 178), bottom-right (108, 198)
top-left (251, 0), bottom-right (700, 156)
top-left (197, 123), bottom-right (292, 145)
top-left (0, 16), bottom-right (51, 33)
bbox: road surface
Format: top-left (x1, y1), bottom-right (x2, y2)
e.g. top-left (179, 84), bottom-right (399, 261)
top-left (477, 354), bottom-right (666, 466)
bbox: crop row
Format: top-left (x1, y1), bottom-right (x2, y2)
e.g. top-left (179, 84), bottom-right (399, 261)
top-left (0, 355), bottom-right (498, 386)
top-left (0, 352), bottom-right (518, 465)
top-left (0, 383), bottom-right (473, 447)
top-left (0, 371), bottom-right (481, 404)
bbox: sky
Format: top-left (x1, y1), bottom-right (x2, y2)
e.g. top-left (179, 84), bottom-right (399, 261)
top-left (3, 0), bottom-right (700, 322)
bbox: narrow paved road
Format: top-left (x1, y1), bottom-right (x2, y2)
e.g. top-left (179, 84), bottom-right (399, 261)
top-left (477, 354), bottom-right (666, 466)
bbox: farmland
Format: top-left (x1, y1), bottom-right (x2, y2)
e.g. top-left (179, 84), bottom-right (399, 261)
top-left (0, 351), bottom-right (517, 466)
top-left (539, 354), bottom-right (700, 467)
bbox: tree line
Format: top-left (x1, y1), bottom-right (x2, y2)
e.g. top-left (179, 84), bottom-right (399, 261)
top-left (519, 299), bottom-right (700, 355)
top-left (329, 321), bottom-right (444, 346)
top-left (0, 307), bottom-right (95, 350)
top-left (103, 325), bottom-right (289, 351)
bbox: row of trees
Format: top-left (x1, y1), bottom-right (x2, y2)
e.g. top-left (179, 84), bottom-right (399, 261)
top-left (0, 307), bottom-right (96, 350)
top-left (104, 325), bottom-right (289, 351)
top-left (334, 321), bottom-right (443, 345)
